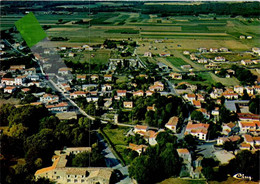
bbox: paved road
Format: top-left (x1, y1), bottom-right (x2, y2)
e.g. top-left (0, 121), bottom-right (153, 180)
top-left (163, 77), bottom-right (179, 96)
top-left (197, 141), bottom-right (217, 158)
top-left (96, 133), bottom-right (132, 184)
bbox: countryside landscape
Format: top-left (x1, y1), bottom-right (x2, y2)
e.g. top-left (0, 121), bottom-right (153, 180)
top-left (0, 1), bottom-right (260, 184)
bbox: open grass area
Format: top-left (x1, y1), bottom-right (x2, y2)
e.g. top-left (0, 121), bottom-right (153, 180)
top-left (116, 75), bottom-right (128, 84)
top-left (103, 126), bottom-right (129, 146)
top-left (202, 53), bottom-right (258, 62)
top-left (167, 57), bottom-right (188, 67)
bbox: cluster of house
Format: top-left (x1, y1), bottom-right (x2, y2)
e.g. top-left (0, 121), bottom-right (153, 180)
top-left (0, 65), bottom-right (42, 93)
top-left (217, 112), bottom-right (260, 151)
top-left (187, 47), bottom-right (260, 69)
top-left (209, 85), bottom-right (260, 100)
top-left (34, 147), bottom-right (113, 184)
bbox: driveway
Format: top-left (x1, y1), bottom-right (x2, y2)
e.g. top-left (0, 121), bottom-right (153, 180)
top-left (96, 133), bottom-right (132, 184)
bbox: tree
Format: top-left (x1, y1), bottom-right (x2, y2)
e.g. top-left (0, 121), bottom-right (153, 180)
top-left (85, 102), bottom-right (96, 116)
top-left (7, 123), bottom-right (28, 140)
top-left (190, 110), bottom-right (204, 122)
top-left (156, 132), bottom-right (177, 148)
top-left (223, 141), bottom-right (238, 154)
top-left (129, 156), bottom-right (151, 184)
top-left (72, 151), bottom-right (90, 167)
top-left (249, 96), bottom-right (260, 114)
top-left (224, 150), bottom-right (259, 181)
top-left (241, 89), bottom-right (250, 100)
top-left (160, 143), bottom-right (181, 178)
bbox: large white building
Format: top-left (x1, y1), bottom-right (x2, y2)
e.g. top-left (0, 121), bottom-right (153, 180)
top-left (35, 147), bottom-right (113, 184)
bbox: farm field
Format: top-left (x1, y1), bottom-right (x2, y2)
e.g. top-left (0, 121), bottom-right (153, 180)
top-left (172, 72), bottom-right (240, 87)
top-left (66, 49), bottom-right (111, 65)
top-left (2, 11), bottom-right (259, 51)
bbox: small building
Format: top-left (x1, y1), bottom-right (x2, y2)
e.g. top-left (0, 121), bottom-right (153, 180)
top-left (217, 135), bottom-right (240, 145)
top-left (128, 143), bottom-right (148, 155)
top-left (68, 52), bottom-right (75, 57)
top-left (147, 104), bottom-right (156, 112)
top-left (133, 90), bottom-right (144, 97)
top-left (159, 53), bottom-right (171, 57)
top-left (165, 116), bottom-right (179, 133)
top-left (239, 121), bottom-right (260, 134)
top-left (117, 90), bottom-right (127, 97)
top-left (134, 125), bottom-right (148, 134)
top-left (252, 47), bottom-right (260, 56)
top-left (145, 90), bottom-right (154, 96)
top-left (215, 56), bottom-right (225, 62)
top-left (192, 100), bottom-right (201, 109)
top-left (15, 75), bottom-right (27, 85)
top-left (198, 48), bottom-right (207, 53)
top-left (185, 122), bottom-right (209, 140)
top-left (70, 91), bottom-right (86, 99)
top-left (243, 134), bottom-right (254, 146)
top-left (240, 35), bottom-right (246, 39)
top-left (46, 102), bottom-right (69, 112)
top-left (210, 48), bottom-right (218, 53)
top-left (76, 74), bottom-right (86, 81)
top-left (169, 72), bottom-right (182, 80)
top-left (222, 122), bottom-right (236, 135)
top-left (104, 74), bottom-right (112, 82)
top-left (90, 74), bottom-right (99, 81)
top-left (1, 78), bottom-right (15, 86)
top-left (177, 148), bottom-right (192, 163)
top-left (144, 52), bottom-right (152, 57)
top-left (40, 94), bottom-right (59, 104)
top-left (4, 86), bottom-right (16, 93)
top-left (123, 101), bottom-right (133, 109)
top-left (190, 54), bottom-right (198, 61)
top-left (219, 47), bottom-right (228, 52)
top-left (241, 60), bottom-right (253, 65)
top-left (183, 51), bottom-right (190, 55)
top-left (198, 59), bottom-right (208, 64)
top-left (149, 81), bottom-right (164, 92)
top-left (58, 67), bottom-right (72, 75)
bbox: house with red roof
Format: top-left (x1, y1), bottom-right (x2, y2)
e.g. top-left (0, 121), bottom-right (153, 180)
top-left (239, 121), bottom-right (260, 134)
top-left (1, 78), bottom-right (15, 86)
top-left (134, 125), bottom-right (148, 134)
top-left (165, 116), bottom-right (179, 133)
top-left (217, 135), bottom-right (240, 145)
top-left (70, 91), bottom-right (86, 99)
top-left (185, 122), bottom-right (210, 140)
top-left (192, 100), bottom-right (201, 109)
top-left (128, 143), bottom-right (148, 155)
top-left (133, 90), bottom-right (144, 97)
top-left (104, 74), bottom-right (112, 82)
top-left (4, 86), bottom-right (16, 93)
top-left (46, 102), bottom-right (69, 112)
top-left (222, 122), bottom-right (236, 135)
top-left (40, 93), bottom-right (59, 104)
top-left (117, 90), bottom-right (127, 97)
top-left (242, 134), bottom-right (254, 147)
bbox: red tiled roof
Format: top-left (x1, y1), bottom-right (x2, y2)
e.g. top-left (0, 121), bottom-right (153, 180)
top-left (135, 125), bottom-right (148, 130)
top-left (177, 148), bottom-right (189, 154)
top-left (243, 134), bottom-right (254, 142)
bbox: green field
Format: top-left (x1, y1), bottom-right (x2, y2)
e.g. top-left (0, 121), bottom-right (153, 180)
top-left (167, 57), bottom-right (188, 67)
